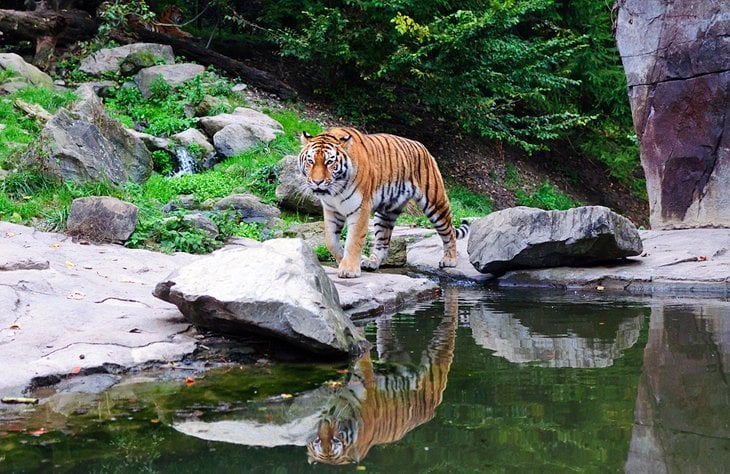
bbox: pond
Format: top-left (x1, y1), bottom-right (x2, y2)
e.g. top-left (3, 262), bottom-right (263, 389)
top-left (1, 288), bottom-right (729, 473)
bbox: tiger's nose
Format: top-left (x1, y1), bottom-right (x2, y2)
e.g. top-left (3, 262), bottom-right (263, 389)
top-left (311, 179), bottom-right (325, 186)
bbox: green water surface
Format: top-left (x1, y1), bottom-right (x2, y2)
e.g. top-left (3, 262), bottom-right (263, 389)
top-left (1, 288), bottom-right (728, 473)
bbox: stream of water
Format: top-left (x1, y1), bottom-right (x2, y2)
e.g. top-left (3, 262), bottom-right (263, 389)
top-left (1, 288), bottom-right (728, 473)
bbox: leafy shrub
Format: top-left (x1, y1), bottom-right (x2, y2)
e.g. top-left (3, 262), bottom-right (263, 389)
top-left (275, 0), bottom-right (592, 152)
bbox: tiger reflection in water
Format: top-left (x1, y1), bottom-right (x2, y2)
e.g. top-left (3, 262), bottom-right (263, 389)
top-left (307, 288), bottom-right (459, 464)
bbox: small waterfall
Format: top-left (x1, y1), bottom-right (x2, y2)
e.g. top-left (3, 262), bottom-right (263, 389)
top-left (173, 147), bottom-right (197, 176)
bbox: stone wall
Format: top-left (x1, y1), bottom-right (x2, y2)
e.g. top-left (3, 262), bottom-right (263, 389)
top-left (615, 0), bottom-right (730, 229)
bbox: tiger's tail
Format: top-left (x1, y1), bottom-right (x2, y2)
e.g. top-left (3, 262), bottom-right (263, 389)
top-left (454, 219), bottom-right (470, 240)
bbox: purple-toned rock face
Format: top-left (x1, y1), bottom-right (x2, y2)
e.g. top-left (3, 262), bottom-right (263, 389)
top-left (615, 0), bottom-right (730, 229)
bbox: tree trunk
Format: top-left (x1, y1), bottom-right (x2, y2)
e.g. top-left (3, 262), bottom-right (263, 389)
top-left (0, 8), bottom-right (97, 69)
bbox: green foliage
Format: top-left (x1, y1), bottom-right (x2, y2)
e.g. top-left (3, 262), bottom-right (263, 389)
top-left (448, 184), bottom-right (494, 221)
top-left (274, 0), bottom-right (592, 152)
top-left (550, 0), bottom-right (643, 194)
top-left (151, 150), bottom-right (175, 175)
top-left (96, 0), bottom-right (155, 39)
top-left (313, 243), bottom-right (335, 262)
top-left (104, 72), bottom-right (236, 137)
top-left (516, 181), bottom-right (581, 210)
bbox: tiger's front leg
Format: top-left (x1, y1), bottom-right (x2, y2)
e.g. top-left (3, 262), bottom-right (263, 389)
top-left (338, 204), bottom-right (371, 278)
top-left (323, 207), bottom-right (345, 264)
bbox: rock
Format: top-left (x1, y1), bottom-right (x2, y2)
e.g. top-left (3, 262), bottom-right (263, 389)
top-left (275, 154), bottom-right (322, 215)
top-left (284, 221), bottom-right (326, 253)
top-left (198, 107), bottom-right (283, 136)
top-left (171, 128), bottom-right (217, 168)
top-left (119, 50), bottom-right (165, 76)
top-left (380, 237), bottom-right (407, 267)
top-left (173, 213), bottom-right (220, 240)
top-left (153, 239), bottom-right (369, 356)
top-left (615, 1), bottom-right (730, 229)
top-left (162, 194), bottom-right (200, 212)
top-left (66, 196), bottom-right (139, 243)
top-left (213, 193), bottom-right (281, 224)
top-left (25, 84), bottom-right (153, 186)
top-left (199, 108), bottom-right (283, 156)
top-left (0, 220), bottom-right (198, 397)
top-left (193, 94), bottom-right (227, 117)
top-left (127, 129), bottom-right (170, 151)
top-left (79, 43), bottom-right (175, 77)
top-left (467, 206), bottom-right (643, 275)
top-left (135, 63), bottom-right (206, 98)
top-left (0, 53), bottom-right (53, 88)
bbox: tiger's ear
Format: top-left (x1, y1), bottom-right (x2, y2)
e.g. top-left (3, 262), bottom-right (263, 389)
top-left (339, 134), bottom-right (352, 150)
top-left (300, 131), bottom-right (313, 145)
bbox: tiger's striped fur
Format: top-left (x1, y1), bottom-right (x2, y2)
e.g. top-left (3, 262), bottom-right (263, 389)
top-left (145, 5), bottom-right (192, 37)
top-left (307, 288), bottom-right (459, 464)
top-left (299, 127), bottom-right (469, 278)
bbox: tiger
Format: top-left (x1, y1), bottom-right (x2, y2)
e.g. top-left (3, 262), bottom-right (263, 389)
top-left (307, 288), bottom-right (459, 464)
top-left (144, 5), bottom-right (193, 38)
top-left (299, 127), bottom-right (469, 278)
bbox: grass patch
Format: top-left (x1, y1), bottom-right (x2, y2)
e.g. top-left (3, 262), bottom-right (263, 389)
top-left (516, 181), bottom-right (582, 210)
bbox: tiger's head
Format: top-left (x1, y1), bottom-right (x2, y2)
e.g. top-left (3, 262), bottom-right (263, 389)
top-left (306, 416), bottom-right (360, 465)
top-left (298, 130), bottom-right (353, 196)
top-left (160, 5), bottom-right (184, 24)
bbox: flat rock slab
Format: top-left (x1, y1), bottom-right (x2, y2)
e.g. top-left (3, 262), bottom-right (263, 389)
top-left (0, 221), bottom-right (198, 399)
top-left (409, 227), bottom-right (730, 295)
top-left (0, 222), bottom-right (441, 396)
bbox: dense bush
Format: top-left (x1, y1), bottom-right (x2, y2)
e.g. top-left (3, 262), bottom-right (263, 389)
top-left (268, 0), bottom-right (592, 152)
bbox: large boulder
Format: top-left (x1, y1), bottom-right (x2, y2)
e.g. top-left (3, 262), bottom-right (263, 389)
top-left (275, 154), bottom-right (322, 215)
top-left (468, 206), bottom-right (643, 275)
top-left (135, 63), bottom-right (206, 98)
top-left (66, 196), bottom-right (139, 243)
top-left (24, 84), bottom-right (153, 185)
top-left (615, 1), bottom-right (730, 229)
top-left (79, 43), bottom-right (175, 77)
top-left (0, 53), bottom-right (53, 88)
top-left (153, 238), bottom-right (369, 356)
top-left (199, 108), bottom-right (284, 157)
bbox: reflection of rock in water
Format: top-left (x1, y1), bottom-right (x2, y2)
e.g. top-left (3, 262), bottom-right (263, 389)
top-left (626, 304), bottom-right (730, 473)
top-left (469, 305), bottom-right (642, 368)
top-left (306, 288), bottom-right (459, 464)
top-left (173, 289), bottom-right (459, 465)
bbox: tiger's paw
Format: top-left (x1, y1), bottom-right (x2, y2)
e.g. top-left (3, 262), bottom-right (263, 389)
top-left (438, 256), bottom-right (457, 268)
top-left (337, 262), bottom-right (361, 278)
top-left (360, 256), bottom-right (380, 272)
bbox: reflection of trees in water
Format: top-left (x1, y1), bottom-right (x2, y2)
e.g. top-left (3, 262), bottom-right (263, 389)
top-left (173, 288), bottom-right (459, 465)
top-left (626, 304), bottom-right (730, 473)
top-left (469, 298), bottom-right (644, 367)
top-left (306, 287), bottom-right (459, 464)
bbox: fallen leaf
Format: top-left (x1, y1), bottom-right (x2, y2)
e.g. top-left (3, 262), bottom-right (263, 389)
top-left (50, 243), bottom-right (61, 248)
top-left (4, 232), bottom-right (15, 238)
top-left (335, 369), bottom-right (349, 374)
top-left (64, 261), bottom-right (75, 268)
top-left (184, 377), bottom-right (196, 385)
top-left (596, 285), bottom-right (605, 291)
top-left (150, 419), bottom-right (160, 424)
top-left (71, 367), bottom-right (81, 375)
top-left (280, 393), bottom-right (293, 399)
top-left (698, 255), bottom-right (707, 261)
top-left (129, 328), bottom-right (142, 334)
top-left (9, 324), bottom-right (20, 330)
top-left (356, 466), bottom-right (367, 471)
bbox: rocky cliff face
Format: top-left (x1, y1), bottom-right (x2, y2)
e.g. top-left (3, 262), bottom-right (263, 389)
top-left (615, 0), bottom-right (730, 229)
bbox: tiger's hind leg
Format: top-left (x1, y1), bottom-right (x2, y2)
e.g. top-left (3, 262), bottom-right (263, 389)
top-left (361, 209), bottom-right (399, 271)
top-left (417, 196), bottom-right (458, 268)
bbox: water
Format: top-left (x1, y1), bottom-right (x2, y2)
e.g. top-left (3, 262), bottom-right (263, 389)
top-left (1, 288), bottom-right (728, 473)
